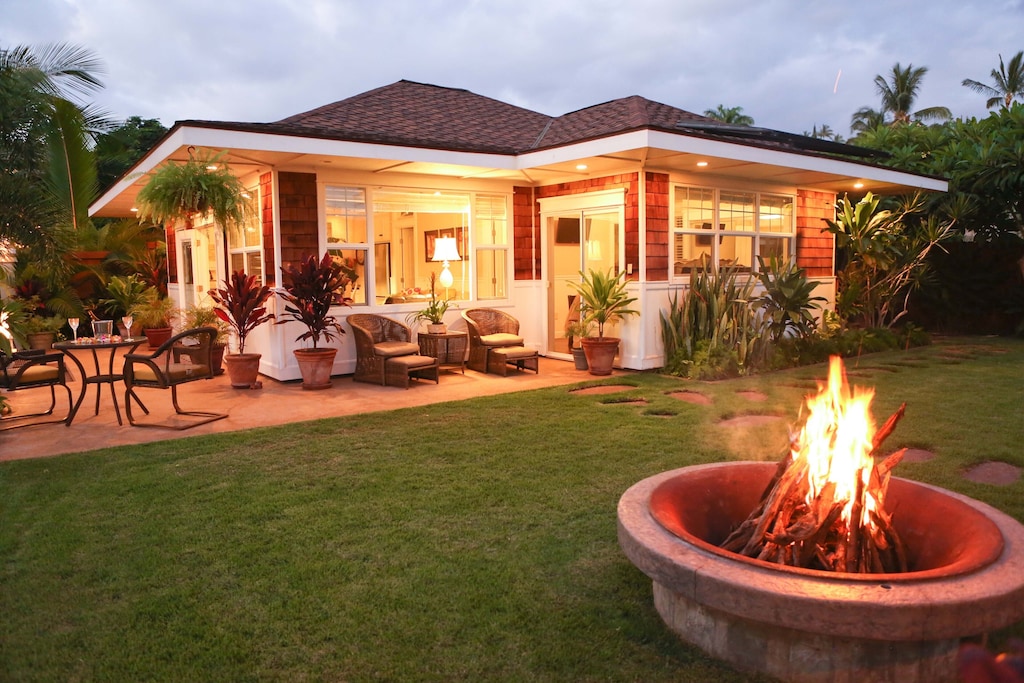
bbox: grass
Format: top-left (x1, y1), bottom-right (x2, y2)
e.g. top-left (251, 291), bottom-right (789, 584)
top-left (2, 337), bottom-right (1023, 682)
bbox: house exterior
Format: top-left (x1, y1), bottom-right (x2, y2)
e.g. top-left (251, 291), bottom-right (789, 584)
top-left (90, 80), bottom-right (946, 382)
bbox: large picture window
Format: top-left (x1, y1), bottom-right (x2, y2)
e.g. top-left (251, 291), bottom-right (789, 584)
top-left (323, 185), bottom-right (509, 306)
top-left (671, 185), bottom-right (794, 276)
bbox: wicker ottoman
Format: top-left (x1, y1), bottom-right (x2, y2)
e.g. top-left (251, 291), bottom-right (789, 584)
top-left (384, 354), bottom-right (439, 389)
top-left (487, 346), bottom-right (539, 376)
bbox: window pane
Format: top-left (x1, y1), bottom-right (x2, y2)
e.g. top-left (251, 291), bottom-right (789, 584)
top-left (719, 235), bottom-right (753, 271)
top-left (673, 233), bottom-right (713, 274)
top-left (474, 249), bottom-right (507, 299)
top-left (720, 191), bottom-right (755, 232)
top-left (760, 194), bottom-right (794, 234)
top-left (673, 186), bottom-right (714, 229)
top-left (474, 194), bottom-right (508, 245)
top-left (326, 186), bottom-right (367, 244)
top-left (326, 248), bottom-right (367, 305)
top-left (230, 252), bottom-right (263, 282)
top-left (758, 237), bottom-right (792, 263)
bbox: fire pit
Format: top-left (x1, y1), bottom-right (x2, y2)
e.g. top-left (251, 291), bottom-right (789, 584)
top-left (619, 357), bottom-right (1024, 681)
top-left (618, 462), bottom-right (1024, 682)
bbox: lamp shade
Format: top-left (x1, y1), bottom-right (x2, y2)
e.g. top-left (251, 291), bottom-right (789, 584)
top-left (431, 237), bottom-right (461, 262)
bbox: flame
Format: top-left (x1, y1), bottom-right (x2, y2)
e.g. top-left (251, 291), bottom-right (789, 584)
top-left (793, 356), bottom-right (878, 527)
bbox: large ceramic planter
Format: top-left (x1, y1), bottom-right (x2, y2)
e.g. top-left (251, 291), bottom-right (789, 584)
top-left (294, 347), bottom-right (337, 390)
top-left (580, 337), bottom-right (619, 376)
top-left (224, 353), bottom-right (262, 389)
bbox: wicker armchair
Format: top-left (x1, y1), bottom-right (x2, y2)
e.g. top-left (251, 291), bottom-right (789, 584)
top-left (462, 308), bottom-right (524, 373)
top-left (123, 327), bottom-right (226, 430)
top-left (0, 348), bottom-right (73, 430)
top-left (347, 314), bottom-right (420, 385)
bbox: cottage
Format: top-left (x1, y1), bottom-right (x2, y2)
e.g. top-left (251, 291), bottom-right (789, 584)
top-left (90, 80), bottom-right (946, 381)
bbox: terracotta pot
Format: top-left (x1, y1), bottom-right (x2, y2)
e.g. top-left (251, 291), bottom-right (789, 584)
top-left (427, 323), bottom-right (446, 334)
top-left (27, 332), bottom-right (56, 350)
top-left (580, 337), bottom-right (620, 376)
top-left (211, 343), bottom-right (226, 376)
top-left (223, 353), bottom-right (262, 389)
top-left (143, 326), bottom-right (173, 348)
top-left (293, 347), bottom-right (337, 390)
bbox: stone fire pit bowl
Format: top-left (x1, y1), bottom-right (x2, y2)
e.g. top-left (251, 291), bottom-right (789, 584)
top-left (617, 461), bottom-right (1024, 683)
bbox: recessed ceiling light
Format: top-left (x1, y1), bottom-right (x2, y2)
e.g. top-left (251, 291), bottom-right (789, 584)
top-left (206, 165), bottom-right (218, 171)
top-left (854, 182), bottom-right (864, 189)
top-left (696, 161), bottom-right (709, 167)
top-left (576, 163), bottom-right (588, 171)
top-left (130, 207), bottom-right (138, 212)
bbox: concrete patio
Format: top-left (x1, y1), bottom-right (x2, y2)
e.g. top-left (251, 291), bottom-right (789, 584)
top-left (2, 356), bottom-right (605, 462)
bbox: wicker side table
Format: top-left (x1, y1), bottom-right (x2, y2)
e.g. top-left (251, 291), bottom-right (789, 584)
top-left (417, 331), bottom-right (467, 374)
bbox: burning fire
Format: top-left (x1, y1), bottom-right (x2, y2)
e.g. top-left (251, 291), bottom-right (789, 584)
top-left (797, 356), bottom-right (879, 528)
top-left (721, 355), bottom-right (908, 573)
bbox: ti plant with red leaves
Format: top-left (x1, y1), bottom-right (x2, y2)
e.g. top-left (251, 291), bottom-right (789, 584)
top-left (277, 253), bottom-right (357, 349)
top-left (209, 271), bottom-right (274, 354)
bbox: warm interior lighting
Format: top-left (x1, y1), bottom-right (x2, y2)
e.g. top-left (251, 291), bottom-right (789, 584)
top-left (586, 240), bottom-right (602, 260)
top-left (431, 237), bottom-right (461, 288)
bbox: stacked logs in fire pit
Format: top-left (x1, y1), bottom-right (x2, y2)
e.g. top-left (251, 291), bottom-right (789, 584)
top-left (721, 356), bottom-right (913, 574)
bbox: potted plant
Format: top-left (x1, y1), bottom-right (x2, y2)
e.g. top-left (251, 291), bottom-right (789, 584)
top-left (182, 303), bottom-right (232, 375)
top-left (18, 313), bottom-right (66, 350)
top-left (406, 272), bottom-right (450, 333)
top-left (570, 268), bottom-right (639, 376)
top-left (209, 270), bottom-right (274, 389)
top-left (565, 319), bottom-right (592, 370)
top-left (129, 292), bottom-right (177, 348)
top-left (135, 150), bottom-right (252, 232)
top-left (277, 253), bottom-right (357, 390)
top-left (98, 274), bottom-right (153, 333)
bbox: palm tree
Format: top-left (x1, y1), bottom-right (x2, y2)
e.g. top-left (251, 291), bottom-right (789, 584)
top-left (702, 105), bottom-right (754, 126)
top-left (850, 106), bottom-right (888, 135)
top-left (0, 43), bottom-right (109, 256)
top-left (962, 51), bottom-right (1024, 109)
top-left (873, 63), bottom-right (951, 125)
top-left (803, 124), bottom-right (844, 142)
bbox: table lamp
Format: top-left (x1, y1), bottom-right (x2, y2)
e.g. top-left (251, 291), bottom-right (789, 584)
top-left (431, 236), bottom-right (462, 288)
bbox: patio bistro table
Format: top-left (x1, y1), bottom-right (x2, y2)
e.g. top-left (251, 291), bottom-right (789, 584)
top-left (53, 337), bottom-right (148, 426)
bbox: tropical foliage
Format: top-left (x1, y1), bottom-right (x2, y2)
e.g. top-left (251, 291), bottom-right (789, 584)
top-left (754, 256), bottom-right (826, 343)
top-left (209, 271), bottom-right (274, 354)
top-left (824, 193), bottom-right (952, 329)
top-left (702, 104), bottom-right (754, 126)
top-left (277, 254), bottom-right (357, 348)
top-left (659, 258), bottom-right (768, 379)
top-left (135, 150), bottom-right (252, 230)
top-left (569, 268), bottom-right (638, 340)
top-left (962, 50), bottom-right (1024, 109)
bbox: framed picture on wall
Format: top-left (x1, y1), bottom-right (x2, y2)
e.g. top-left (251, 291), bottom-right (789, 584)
top-left (424, 230), bottom-right (438, 262)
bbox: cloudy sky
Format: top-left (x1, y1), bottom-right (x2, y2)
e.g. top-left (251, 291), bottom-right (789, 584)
top-left (5, 0), bottom-right (1023, 138)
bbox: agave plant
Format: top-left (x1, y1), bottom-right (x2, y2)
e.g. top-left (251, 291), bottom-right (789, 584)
top-left (209, 271), bottom-right (274, 354)
top-left (755, 256), bottom-right (826, 343)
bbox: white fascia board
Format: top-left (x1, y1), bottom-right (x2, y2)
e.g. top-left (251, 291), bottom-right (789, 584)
top-left (90, 128), bottom-right (192, 216)
top-left (517, 129), bottom-right (948, 192)
top-left (181, 127), bottom-right (520, 169)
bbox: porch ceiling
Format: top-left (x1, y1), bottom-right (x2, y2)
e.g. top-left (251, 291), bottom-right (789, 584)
top-left (91, 135), bottom-right (943, 219)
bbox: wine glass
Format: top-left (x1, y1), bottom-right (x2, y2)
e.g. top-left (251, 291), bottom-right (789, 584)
top-left (68, 317), bottom-right (79, 342)
top-left (122, 315), bottom-right (134, 339)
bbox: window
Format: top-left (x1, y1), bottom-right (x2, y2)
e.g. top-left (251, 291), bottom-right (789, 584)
top-left (227, 186), bottom-right (263, 282)
top-left (325, 186), bottom-right (368, 305)
top-left (473, 194), bottom-right (508, 299)
top-left (322, 186), bottom-right (509, 306)
top-left (671, 185), bottom-right (794, 276)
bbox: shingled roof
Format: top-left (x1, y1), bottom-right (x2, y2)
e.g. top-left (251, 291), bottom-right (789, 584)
top-left (173, 80), bottom-right (880, 161)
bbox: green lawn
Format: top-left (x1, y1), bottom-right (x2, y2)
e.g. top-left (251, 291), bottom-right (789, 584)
top-left (2, 337), bottom-right (1022, 682)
